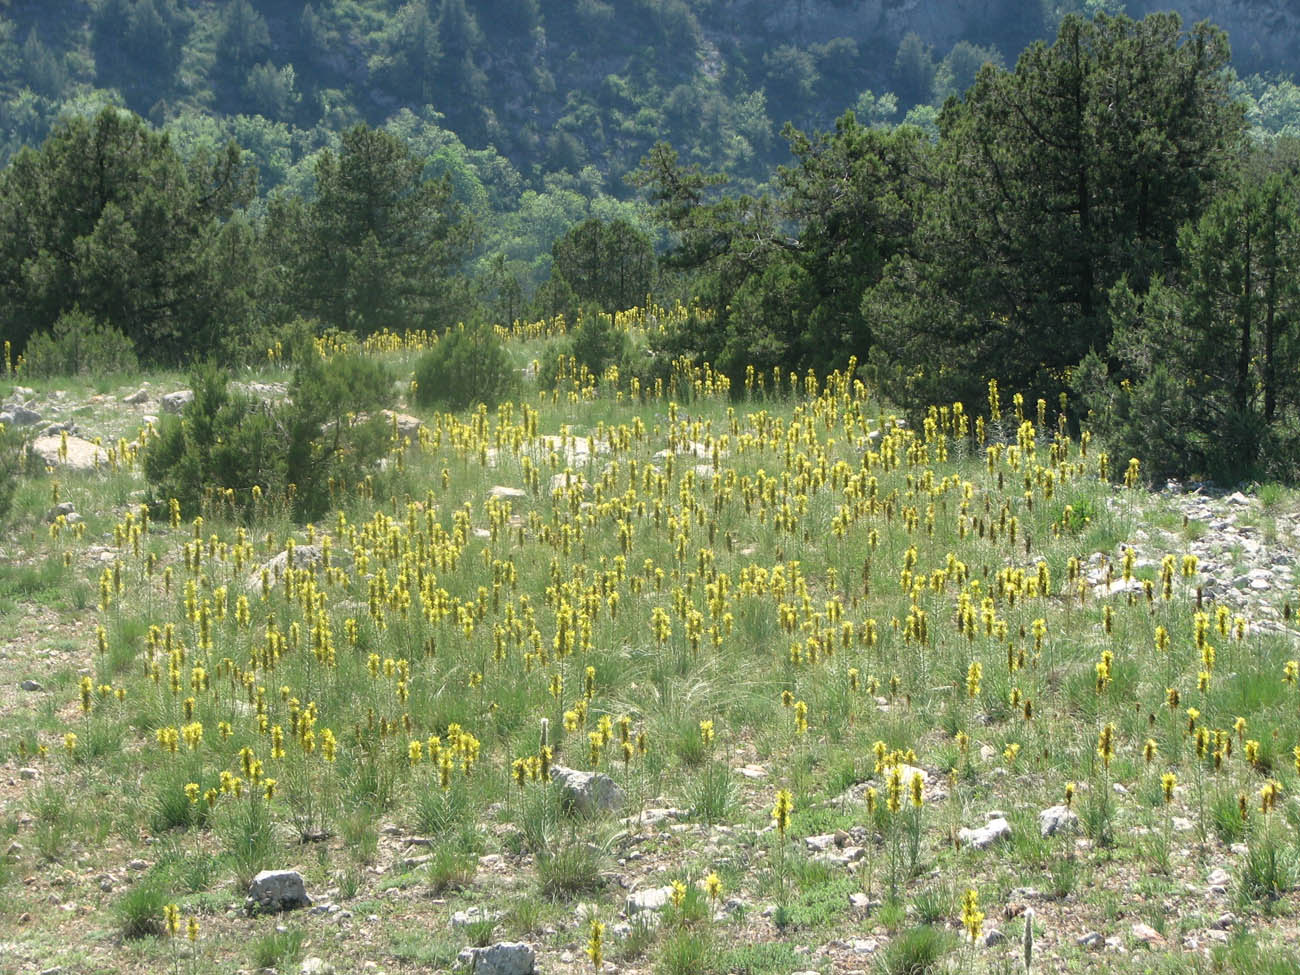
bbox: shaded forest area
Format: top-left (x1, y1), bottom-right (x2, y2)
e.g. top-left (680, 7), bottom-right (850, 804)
top-left (4, 4), bottom-right (1300, 480)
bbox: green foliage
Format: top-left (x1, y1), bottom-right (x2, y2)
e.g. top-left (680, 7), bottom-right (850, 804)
top-left (144, 353), bottom-right (394, 522)
top-left (0, 421), bottom-right (24, 530)
top-left (276, 124), bottom-right (477, 335)
top-left (114, 875), bottom-right (168, 939)
top-left (1081, 171), bottom-right (1300, 482)
top-left (249, 928), bottom-right (305, 969)
top-left (144, 363), bottom-right (284, 519)
top-left (877, 924), bottom-right (957, 975)
top-left (871, 12), bottom-right (1244, 413)
top-left (19, 308), bottom-right (137, 379)
top-left (413, 324), bottom-right (515, 411)
top-left (550, 217), bottom-right (655, 314)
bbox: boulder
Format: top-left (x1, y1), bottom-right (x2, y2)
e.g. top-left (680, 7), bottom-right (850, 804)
top-left (958, 817), bottom-right (1012, 850)
top-left (247, 545), bottom-right (325, 590)
top-left (551, 765), bottom-right (624, 815)
top-left (625, 886), bottom-right (674, 915)
top-left (122, 389), bottom-right (149, 405)
top-left (247, 869), bottom-right (312, 912)
top-left (456, 942), bottom-right (535, 975)
top-left (1038, 805), bottom-right (1079, 837)
top-left (382, 410), bottom-right (424, 441)
top-left (30, 435), bottom-right (106, 472)
top-left (161, 390), bottom-right (194, 414)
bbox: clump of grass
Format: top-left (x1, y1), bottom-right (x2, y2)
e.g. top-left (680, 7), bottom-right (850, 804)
top-left (425, 843), bottom-right (477, 894)
top-left (536, 838), bottom-right (607, 899)
top-left (114, 878), bottom-right (168, 939)
top-left (249, 928), bottom-right (305, 969)
top-left (1237, 824), bottom-right (1298, 907)
top-left (877, 924), bottom-right (957, 975)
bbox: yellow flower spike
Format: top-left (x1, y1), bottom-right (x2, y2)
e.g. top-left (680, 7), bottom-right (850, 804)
top-left (1064, 781), bottom-right (1075, 808)
top-left (1143, 739), bottom-right (1158, 764)
top-left (772, 788), bottom-right (794, 837)
top-left (585, 918), bottom-right (604, 970)
top-left (670, 880), bottom-right (687, 909)
top-left (164, 903), bottom-right (180, 937)
top-left (699, 720), bottom-right (715, 747)
top-left (910, 771), bottom-right (924, 807)
top-left (961, 888), bottom-right (984, 943)
top-left (184, 783), bottom-right (200, 805)
top-left (1245, 739), bottom-right (1261, 767)
top-left (705, 871), bottom-right (723, 904)
top-left (1097, 723), bottom-right (1115, 768)
top-left (1162, 773), bottom-right (1176, 804)
top-left (186, 917), bottom-right (199, 942)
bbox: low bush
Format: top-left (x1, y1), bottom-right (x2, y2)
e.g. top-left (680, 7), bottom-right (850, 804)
top-left (21, 308), bottom-right (137, 378)
top-left (144, 352), bottom-right (395, 522)
top-left (413, 324), bottom-right (515, 410)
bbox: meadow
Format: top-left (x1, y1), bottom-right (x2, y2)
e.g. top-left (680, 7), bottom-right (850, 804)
top-left (1, 313), bottom-right (1298, 975)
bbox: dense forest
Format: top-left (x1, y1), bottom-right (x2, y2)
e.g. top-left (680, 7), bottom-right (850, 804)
top-left (3, 2), bottom-right (1300, 479)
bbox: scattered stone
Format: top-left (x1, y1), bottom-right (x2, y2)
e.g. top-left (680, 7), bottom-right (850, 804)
top-left (1131, 922), bottom-right (1165, 947)
top-left (127, 859), bottom-right (148, 871)
top-left (488, 485), bottom-right (527, 500)
top-left (456, 942), bottom-right (535, 975)
top-left (804, 834), bottom-right (837, 853)
top-left (30, 435), bottom-right (107, 472)
top-left (161, 390), bottom-right (194, 413)
top-left (381, 410), bottom-right (423, 441)
top-left (550, 765), bottom-right (624, 815)
top-left (1207, 867), bottom-right (1230, 893)
top-left (122, 389), bottom-right (149, 405)
top-left (247, 870), bottom-right (312, 912)
top-left (45, 502), bottom-right (76, 522)
top-left (621, 808), bottom-right (687, 827)
top-left (981, 928), bottom-right (1006, 948)
top-left (98, 875), bottom-right (114, 893)
top-left (1212, 912), bottom-right (1236, 930)
top-left (625, 886), bottom-right (674, 915)
top-left (7, 405), bottom-right (41, 426)
top-left (19, 768), bottom-right (39, 780)
top-left (20, 679), bottom-right (42, 692)
top-left (247, 545), bottom-right (325, 590)
top-left (1078, 931), bottom-right (1103, 949)
top-left (734, 764), bottom-right (767, 779)
top-left (1226, 491), bottom-right (1250, 505)
top-left (824, 846), bottom-right (865, 866)
top-left (300, 959), bottom-right (336, 975)
top-left (452, 907), bottom-right (501, 928)
top-left (958, 817), bottom-right (1011, 850)
top-left (1038, 805), bottom-right (1079, 837)
top-left (548, 472), bottom-right (587, 495)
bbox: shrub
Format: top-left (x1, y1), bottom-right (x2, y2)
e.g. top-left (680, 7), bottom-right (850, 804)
top-left (413, 324), bottom-right (515, 411)
top-left (144, 363), bottom-right (284, 519)
top-left (0, 421), bottom-right (25, 528)
top-left (21, 308), bottom-right (137, 378)
top-left (115, 877), bottom-right (167, 939)
top-left (877, 924), bottom-right (957, 975)
top-left (144, 353), bottom-right (395, 522)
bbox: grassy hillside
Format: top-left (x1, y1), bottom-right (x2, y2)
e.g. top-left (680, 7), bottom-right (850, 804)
top-left (0, 319), bottom-right (1298, 972)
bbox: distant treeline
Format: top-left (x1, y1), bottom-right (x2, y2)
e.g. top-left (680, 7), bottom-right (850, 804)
top-left (2, 11), bottom-right (1300, 481)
